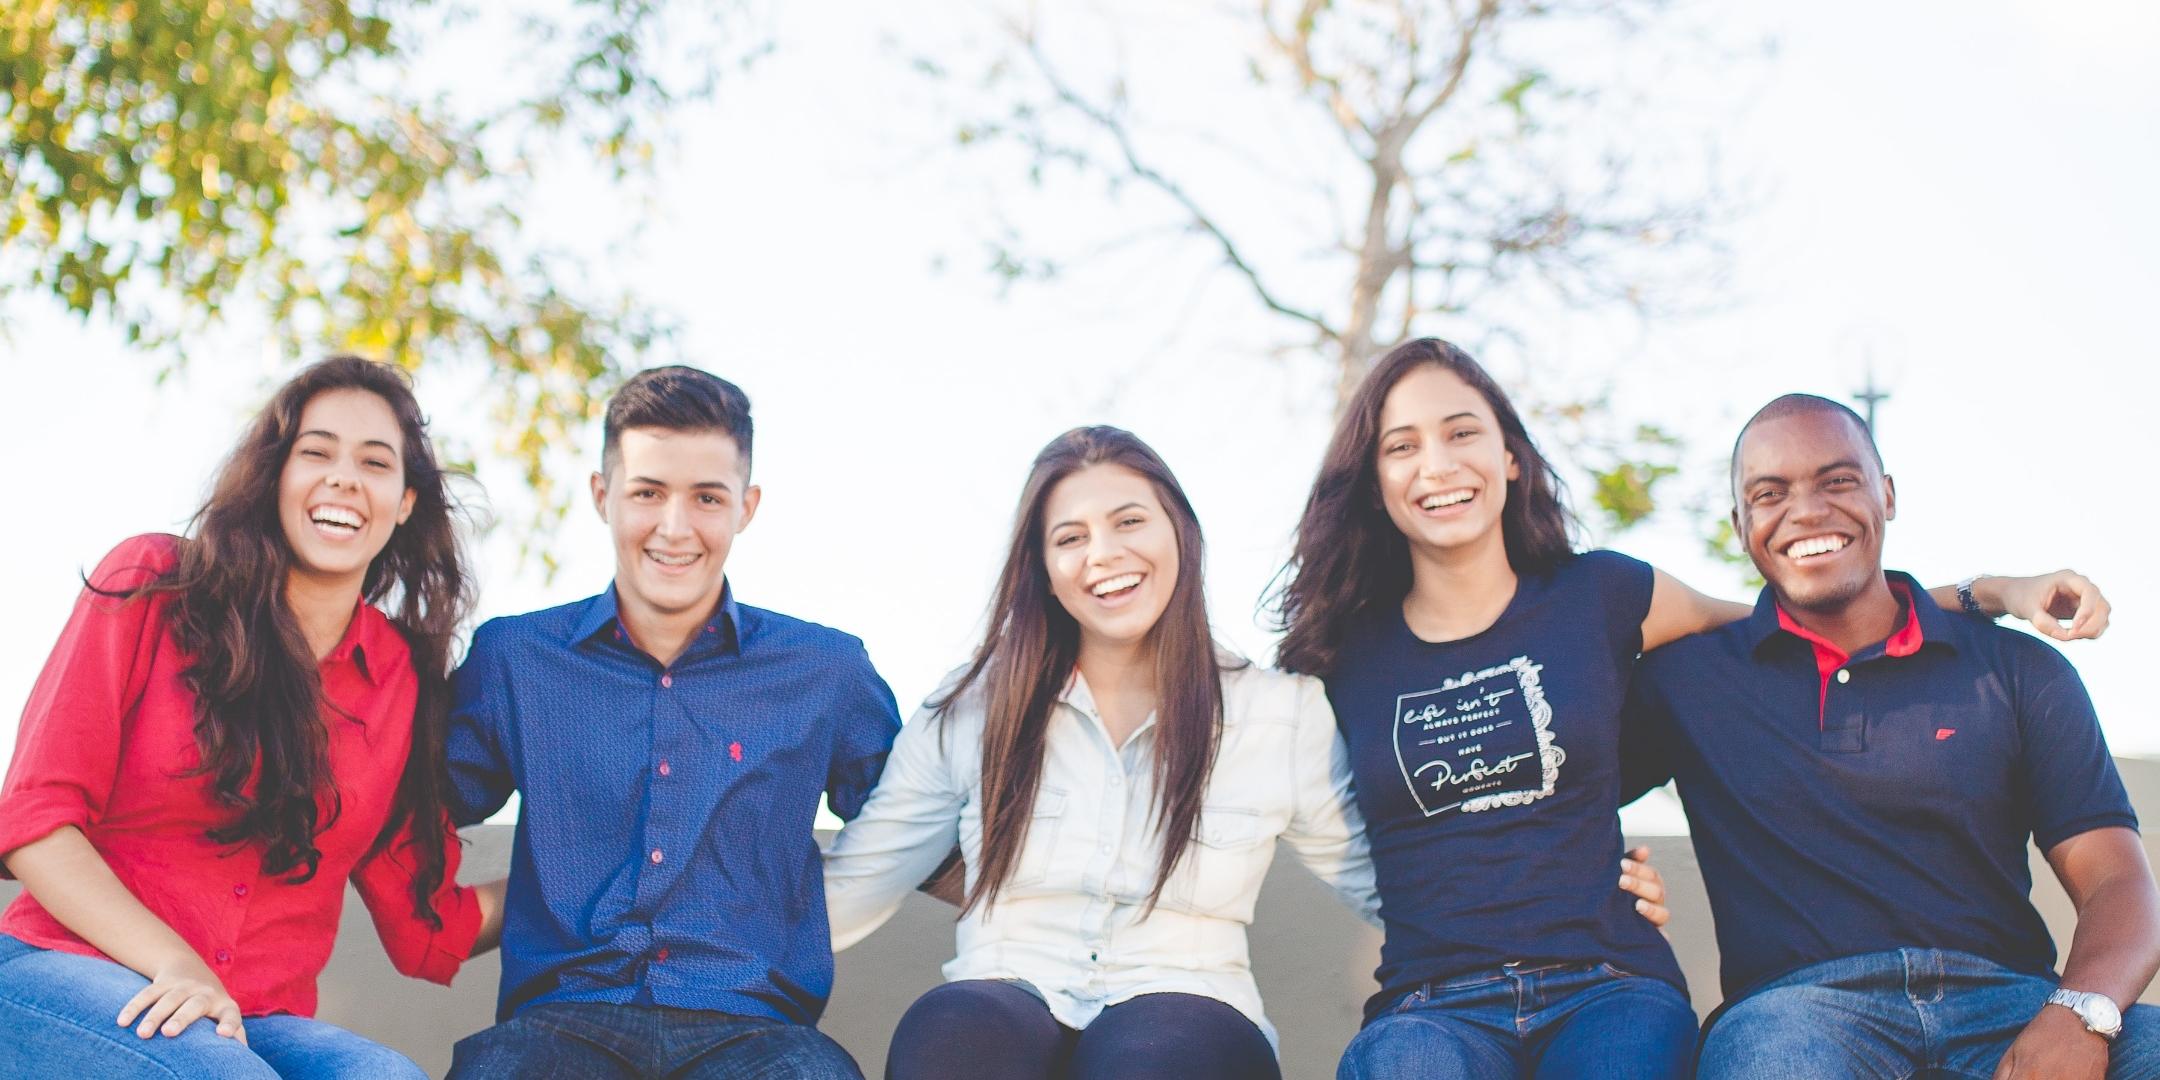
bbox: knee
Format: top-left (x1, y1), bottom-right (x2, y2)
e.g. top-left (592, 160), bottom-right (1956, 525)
top-left (1698, 992), bottom-right (1840, 1080)
top-left (897, 981), bottom-right (1041, 1035)
top-left (1338, 1013), bottom-right (1493, 1080)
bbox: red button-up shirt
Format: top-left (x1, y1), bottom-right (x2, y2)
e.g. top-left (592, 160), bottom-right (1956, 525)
top-left (0, 534), bottom-right (480, 1017)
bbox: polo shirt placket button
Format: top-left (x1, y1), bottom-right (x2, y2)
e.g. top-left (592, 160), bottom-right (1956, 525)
top-left (1836, 669), bottom-right (1851, 684)
top-left (232, 883), bottom-right (248, 899)
top-left (650, 849), bottom-right (664, 865)
top-left (213, 948), bottom-right (232, 965)
top-left (661, 674), bottom-right (672, 688)
top-left (658, 760), bottom-right (671, 777)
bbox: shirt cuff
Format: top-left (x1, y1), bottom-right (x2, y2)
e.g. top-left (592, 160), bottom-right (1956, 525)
top-left (0, 791), bottom-right (93, 880)
top-left (409, 882), bottom-right (484, 986)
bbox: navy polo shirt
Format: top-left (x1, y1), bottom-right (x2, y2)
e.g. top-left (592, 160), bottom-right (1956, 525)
top-left (1325, 550), bottom-right (1686, 1019)
top-left (447, 584), bottom-right (901, 1023)
top-left (1623, 571), bottom-right (2136, 1002)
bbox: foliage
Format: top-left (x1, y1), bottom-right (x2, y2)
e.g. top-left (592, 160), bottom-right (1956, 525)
top-left (1, 0), bottom-right (754, 555)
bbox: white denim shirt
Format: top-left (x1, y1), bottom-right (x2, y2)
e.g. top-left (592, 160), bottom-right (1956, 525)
top-left (823, 661), bottom-right (1379, 1049)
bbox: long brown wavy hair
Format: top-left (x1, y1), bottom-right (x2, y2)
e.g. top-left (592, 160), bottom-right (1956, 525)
top-left (125, 357), bottom-right (473, 925)
top-left (1271, 338), bottom-right (1575, 676)
top-left (936, 426), bottom-right (1236, 915)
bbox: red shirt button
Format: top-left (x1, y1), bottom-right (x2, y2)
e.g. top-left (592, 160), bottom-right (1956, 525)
top-left (650, 849), bottom-right (664, 864)
top-left (661, 674), bottom-right (672, 688)
top-left (658, 761), bottom-right (671, 777)
top-left (655, 947), bottom-right (670, 962)
top-left (233, 884), bottom-right (248, 899)
top-left (214, 949), bottom-right (232, 964)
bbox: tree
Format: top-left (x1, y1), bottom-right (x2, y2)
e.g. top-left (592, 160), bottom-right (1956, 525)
top-left (1, 0), bottom-right (755, 549)
top-left (913, 0), bottom-right (1744, 531)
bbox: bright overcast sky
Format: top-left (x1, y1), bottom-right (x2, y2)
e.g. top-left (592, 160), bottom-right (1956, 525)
top-left (2, 0), bottom-right (2155, 837)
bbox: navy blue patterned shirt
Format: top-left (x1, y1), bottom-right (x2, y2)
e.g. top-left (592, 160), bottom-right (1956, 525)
top-left (447, 584), bottom-right (901, 1023)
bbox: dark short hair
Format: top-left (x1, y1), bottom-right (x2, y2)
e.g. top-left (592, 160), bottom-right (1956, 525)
top-left (601, 365), bottom-right (754, 477)
top-left (1729, 393), bottom-right (1882, 492)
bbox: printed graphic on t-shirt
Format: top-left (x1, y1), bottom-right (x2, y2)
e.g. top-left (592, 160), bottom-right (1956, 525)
top-left (1393, 656), bottom-right (1562, 817)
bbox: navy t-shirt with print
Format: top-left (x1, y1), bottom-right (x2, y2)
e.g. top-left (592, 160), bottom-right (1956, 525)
top-left (1324, 549), bottom-right (1685, 1017)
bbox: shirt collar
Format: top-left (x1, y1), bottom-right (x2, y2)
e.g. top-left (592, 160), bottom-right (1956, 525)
top-left (568, 582), bottom-right (744, 657)
top-left (326, 598), bottom-right (394, 688)
top-left (1748, 570), bottom-right (1947, 661)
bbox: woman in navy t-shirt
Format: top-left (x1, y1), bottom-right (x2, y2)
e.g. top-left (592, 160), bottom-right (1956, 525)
top-left (1270, 338), bottom-right (2093, 1080)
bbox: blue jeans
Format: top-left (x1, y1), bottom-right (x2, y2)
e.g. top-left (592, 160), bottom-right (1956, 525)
top-left (0, 933), bottom-right (423, 1079)
top-left (448, 1000), bottom-right (863, 1079)
top-left (1338, 961), bottom-right (1698, 1080)
top-left (1699, 948), bottom-right (2160, 1079)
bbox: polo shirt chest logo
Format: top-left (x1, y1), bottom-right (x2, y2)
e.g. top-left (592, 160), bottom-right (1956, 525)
top-left (1392, 655), bottom-right (1563, 817)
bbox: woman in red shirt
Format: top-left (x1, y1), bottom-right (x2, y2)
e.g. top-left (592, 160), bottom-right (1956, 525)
top-left (0, 357), bottom-right (502, 1078)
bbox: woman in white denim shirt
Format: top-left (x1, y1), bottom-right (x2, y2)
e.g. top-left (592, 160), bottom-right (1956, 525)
top-left (823, 426), bottom-right (1375, 1079)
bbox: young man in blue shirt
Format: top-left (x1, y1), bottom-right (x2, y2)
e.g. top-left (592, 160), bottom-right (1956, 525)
top-left (1626, 394), bottom-right (2160, 1080)
top-left (443, 367), bottom-right (901, 1079)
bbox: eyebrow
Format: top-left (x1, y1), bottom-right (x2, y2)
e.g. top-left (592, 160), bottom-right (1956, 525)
top-left (1049, 501), bottom-right (1146, 532)
top-left (297, 429), bottom-right (401, 457)
top-left (1742, 459), bottom-right (1868, 489)
top-left (628, 475), bottom-right (734, 493)
top-left (1379, 411), bottom-right (1480, 440)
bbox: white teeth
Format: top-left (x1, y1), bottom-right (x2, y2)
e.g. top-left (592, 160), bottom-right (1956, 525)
top-left (1091, 573), bottom-right (1143, 597)
top-left (1785, 535), bottom-right (1849, 559)
top-left (310, 506), bottom-right (361, 528)
top-left (1419, 490), bottom-right (1473, 510)
top-left (648, 551), bottom-right (698, 566)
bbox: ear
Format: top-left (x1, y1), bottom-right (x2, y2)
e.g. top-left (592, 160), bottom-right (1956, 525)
top-left (589, 470), bottom-right (610, 522)
top-left (1881, 474), bottom-right (1896, 522)
top-left (736, 484), bottom-right (761, 533)
top-left (1505, 448), bottom-right (1520, 483)
top-left (396, 487), bottom-right (416, 526)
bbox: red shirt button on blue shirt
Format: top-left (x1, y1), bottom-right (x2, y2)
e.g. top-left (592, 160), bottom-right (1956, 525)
top-left (650, 849), bottom-right (664, 864)
top-left (655, 947), bottom-right (670, 962)
top-left (661, 674), bottom-right (672, 688)
top-left (658, 761), bottom-right (671, 777)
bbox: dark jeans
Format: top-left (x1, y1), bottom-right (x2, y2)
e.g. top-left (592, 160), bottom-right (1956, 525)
top-left (1700, 948), bottom-right (2160, 1079)
top-left (885, 980), bottom-right (1280, 1080)
top-left (447, 1001), bottom-right (863, 1080)
top-left (1337, 961), bottom-right (1698, 1080)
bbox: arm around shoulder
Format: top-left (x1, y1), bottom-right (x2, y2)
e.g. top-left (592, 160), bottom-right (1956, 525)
top-left (1279, 673), bottom-right (1381, 927)
top-left (823, 698), bottom-right (968, 950)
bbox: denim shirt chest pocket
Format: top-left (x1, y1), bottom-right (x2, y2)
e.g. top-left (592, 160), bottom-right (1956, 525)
top-left (961, 787), bottom-right (1071, 891)
top-left (1163, 804), bottom-right (1274, 912)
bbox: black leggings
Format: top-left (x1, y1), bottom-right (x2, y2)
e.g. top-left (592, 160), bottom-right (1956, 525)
top-left (884, 979), bottom-right (1280, 1080)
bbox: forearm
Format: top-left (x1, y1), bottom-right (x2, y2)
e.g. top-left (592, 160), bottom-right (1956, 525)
top-left (2, 826), bottom-right (203, 978)
top-left (471, 878), bottom-right (507, 956)
top-left (1926, 577), bottom-right (2009, 618)
top-left (2058, 873), bottom-right (2160, 1007)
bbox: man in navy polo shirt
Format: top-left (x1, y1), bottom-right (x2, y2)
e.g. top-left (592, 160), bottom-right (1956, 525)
top-left (442, 367), bottom-right (901, 1079)
top-left (1625, 394), bottom-right (2160, 1080)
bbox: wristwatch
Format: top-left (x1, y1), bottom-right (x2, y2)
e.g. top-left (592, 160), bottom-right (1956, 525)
top-left (2047, 987), bottom-right (2124, 1040)
top-left (1954, 575), bottom-right (1992, 620)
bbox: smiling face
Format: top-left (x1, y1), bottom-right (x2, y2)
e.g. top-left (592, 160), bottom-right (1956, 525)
top-left (1733, 409), bottom-right (1897, 615)
top-left (592, 427), bottom-right (761, 632)
top-left (278, 388), bottom-right (416, 592)
top-left (1041, 463), bottom-right (1181, 653)
top-left (1374, 365), bottom-right (1520, 559)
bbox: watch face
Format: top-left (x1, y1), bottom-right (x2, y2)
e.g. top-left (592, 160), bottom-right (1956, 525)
top-left (2090, 995), bottom-right (2124, 1034)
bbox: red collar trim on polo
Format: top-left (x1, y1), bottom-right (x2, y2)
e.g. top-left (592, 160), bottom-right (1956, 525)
top-left (1774, 581), bottom-right (1925, 729)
